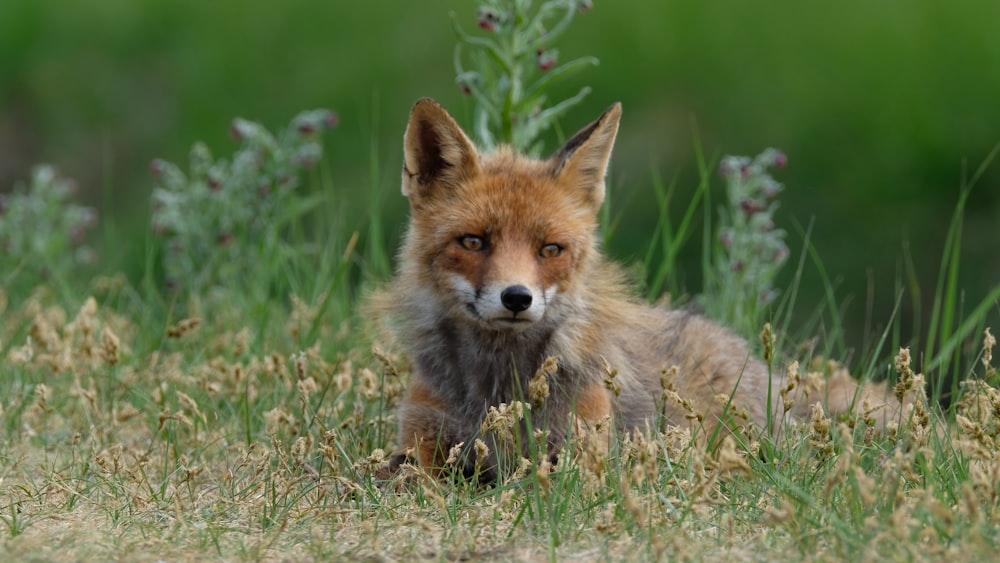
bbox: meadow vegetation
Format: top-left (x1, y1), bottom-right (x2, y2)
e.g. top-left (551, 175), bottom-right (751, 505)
top-left (2, 1), bottom-right (1000, 561)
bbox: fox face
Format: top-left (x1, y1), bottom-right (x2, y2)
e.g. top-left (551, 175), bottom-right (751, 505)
top-left (400, 98), bottom-right (622, 332)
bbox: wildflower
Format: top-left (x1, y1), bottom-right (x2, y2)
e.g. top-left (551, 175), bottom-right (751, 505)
top-left (526, 429), bottom-right (547, 459)
top-left (715, 435), bottom-right (752, 477)
top-left (809, 402), bottom-right (833, 455)
top-left (33, 384), bottom-right (52, 414)
top-left (529, 355), bottom-right (558, 408)
top-left (718, 155), bottom-right (750, 179)
top-left (482, 401), bottom-right (530, 445)
top-left (536, 456), bottom-right (553, 493)
top-left (536, 48), bottom-right (558, 71)
top-left (2, 166), bottom-right (97, 282)
top-left (445, 442), bottom-right (465, 466)
top-left (264, 407), bottom-right (295, 436)
top-left (579, 425), bottom-right (609, 480)
top-left (601, 355), bottom-right (622, 396)
top-left (661, 367), bottom-right (703, 423)
top-left (292, 435), bottom-right (312, 466)
top-left (358, 367), bottom-right (380, 400)
top-left (160, 407), bottom-right (193, 428)
top-left (101, 326), bottom-right (121, 366)
top-left (477, 7), bottom-right (500, 31)
top-left (761, 177), bottom-right (783, 198)
top-left (455, 0), bottom-right (596, 151)
top-left (333, 360), bottom-right (353, 392)
top-left (359, 448), bottom-right (387, 472)
top-left (474, 439), bottom-right (490, 464)
top-left (291, 350), bottom-right (308, 380)
top-left (149, 159), bottom-right (166, 179)
top-left (718, 230), bottom-right (733, 248)
top-left (759, 322), bottom-right (775, 365)
top-left (659, 365), bottom-right (679, 393)
top-left (509, 457), bottom-right (532, 482)
top-left (893, 347), bottom-right (925, 403)
top-left (740, 198), bottom-right (762, 217)
top-left (780, 361), bottom-right (801, 413)
top-left (69, 209), bottom-right (97, 244)
top-left (706, 147), bottom-right (790, 332)
top-left (167, 318), bottom-right (201, 339)
top-left (908, 397), bottom-right (931, 446)
top-left (297, 376), bottom-right (318, 402)
top-left (983, 327), bottom-right (996, 374)
top-left (177, 390), bottom-right (206, 425)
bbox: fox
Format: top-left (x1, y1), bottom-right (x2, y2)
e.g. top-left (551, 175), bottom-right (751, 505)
top-left (376, 97), bottom-right (903, 481)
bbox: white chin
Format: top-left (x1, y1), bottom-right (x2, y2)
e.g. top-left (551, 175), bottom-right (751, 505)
top-left (489, 316), bottom-right (537, 329)
top-left (466, 308), bottom-right (540, 330)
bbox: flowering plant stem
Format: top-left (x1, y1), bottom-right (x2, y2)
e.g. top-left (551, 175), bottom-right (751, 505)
top-left (453, 0), bottom-right (597, 153)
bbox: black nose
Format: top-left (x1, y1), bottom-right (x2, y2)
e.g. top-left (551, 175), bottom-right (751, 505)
top-left (500, 285), bottom-right (533, 313)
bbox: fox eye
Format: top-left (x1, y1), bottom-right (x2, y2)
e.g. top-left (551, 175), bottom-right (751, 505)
top-left (458, 235), bottom-right (485, 251)
top-left (539, 243), bottom-right (563, 258)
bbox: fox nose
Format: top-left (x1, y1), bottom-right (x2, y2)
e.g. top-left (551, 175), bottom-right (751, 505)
top-left (500, 285), bottom-right (533, 313)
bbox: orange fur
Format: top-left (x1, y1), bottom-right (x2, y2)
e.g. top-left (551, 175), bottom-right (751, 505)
top-left (574, 382), bottom-right (613, 424)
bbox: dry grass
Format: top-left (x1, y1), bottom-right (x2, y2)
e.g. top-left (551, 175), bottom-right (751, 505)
top-left (2, 288), bottom-right (999, 561)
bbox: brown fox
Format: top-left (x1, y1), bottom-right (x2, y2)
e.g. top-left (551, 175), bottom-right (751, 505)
top-left (377, 98), bottom-right (901, 480)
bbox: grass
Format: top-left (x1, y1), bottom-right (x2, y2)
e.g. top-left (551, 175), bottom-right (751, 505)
top-left (2, 133), bottom-right (999, 561)
top-left (4, 0), bottom-right (999, 557)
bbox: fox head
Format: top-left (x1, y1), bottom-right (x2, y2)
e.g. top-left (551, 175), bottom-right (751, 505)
top-left (399, 98), bottom-right (621, 331)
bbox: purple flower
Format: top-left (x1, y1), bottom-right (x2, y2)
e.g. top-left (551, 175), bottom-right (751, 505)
top-left (477, 8), bottom-right (499, 31)
top-left (536, 49), bottom-right (557, 71)
top-left (740, 198), bottom-right (762, 217)
top-left (774, 151), bottom-right (788, 169)
top-left (149, 159), bottom-right (166, 179)
top-left (719, 155), bottom-right (750, 179)
top-left (719, 230), bottom-right (733, 248)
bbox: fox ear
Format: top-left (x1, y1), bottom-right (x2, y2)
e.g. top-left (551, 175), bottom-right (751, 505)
top-left (402, 98), bottom-right (480, 202)
top-left (550, 102), bottom-right (622, 211)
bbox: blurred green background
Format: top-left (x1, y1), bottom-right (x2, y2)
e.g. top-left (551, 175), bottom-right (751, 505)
top-left (2, 0), bottom-right (998, 356)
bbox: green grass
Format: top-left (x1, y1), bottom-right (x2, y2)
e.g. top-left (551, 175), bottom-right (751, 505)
top-left (2, 135), bottom-right (999, 561)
